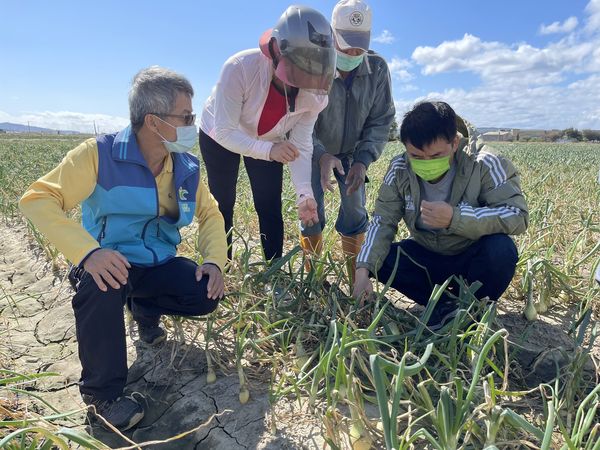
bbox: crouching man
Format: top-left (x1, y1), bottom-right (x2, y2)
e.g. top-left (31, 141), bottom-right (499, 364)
top-left (352, 101), bottom-right (528, 328)
top-left (19, 66), bottom-right (227, 430)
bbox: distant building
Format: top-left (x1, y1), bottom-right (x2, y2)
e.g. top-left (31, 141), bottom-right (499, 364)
top-left (481, 129), bottom-right (519, 142)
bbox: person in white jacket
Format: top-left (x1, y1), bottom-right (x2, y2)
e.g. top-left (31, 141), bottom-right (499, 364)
top-left (199, 5), bottom-right (336, 262)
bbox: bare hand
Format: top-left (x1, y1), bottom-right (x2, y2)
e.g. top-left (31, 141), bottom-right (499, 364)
top-left (420, 200), bottom-right (454, 228)
top-left (352, 268), bottom-right (373, 303)
top-left (195, 264), bottom-right (225, 300)
top-left (298, 198), bottom-right (318, 228)
top-left (345, 162), bottom-right (366, 195)
top-left (83, 249), bottom-right (131, 292)
top-left (270, 142), bottom-right (300, 164)
top-left (319, 153), bottom-right (345, 192)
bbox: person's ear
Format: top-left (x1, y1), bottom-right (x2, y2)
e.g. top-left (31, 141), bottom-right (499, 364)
top-left (452, 134), bottom-right (460, 151)
top-left (145, 114), bottom-right (160, 132)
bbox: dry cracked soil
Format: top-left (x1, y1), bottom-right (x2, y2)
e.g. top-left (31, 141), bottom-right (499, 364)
top-left (1, 221), bottom-right (324, 449)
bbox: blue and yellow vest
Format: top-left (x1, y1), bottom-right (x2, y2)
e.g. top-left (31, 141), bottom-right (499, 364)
top-left (81, 127), bottom-right (199, 266)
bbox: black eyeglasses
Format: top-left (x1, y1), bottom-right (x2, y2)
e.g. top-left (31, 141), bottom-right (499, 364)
top-left (152, 113), bottom-right (196, 126)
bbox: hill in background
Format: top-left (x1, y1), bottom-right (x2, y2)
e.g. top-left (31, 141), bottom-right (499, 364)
top-left (0, 122), bottom-right (81, 135)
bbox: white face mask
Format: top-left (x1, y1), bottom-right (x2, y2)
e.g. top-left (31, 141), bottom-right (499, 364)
top-left (154, 117), bottom-right (197, 153)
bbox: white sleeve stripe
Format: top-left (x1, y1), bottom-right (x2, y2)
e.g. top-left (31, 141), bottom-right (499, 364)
top-left (459, 204), bottom-right (521, 219)
top-left (460, 211), bottom-right (520, 219)
top-left (357, 216), bottom-right (380, 262)
top-left (488, 154), bottom-right (507, 186)
top-left (479, 157), bottom-right (501, 187)
top-left (357, 215), bottom-right (381, 263)
top-left (384, 163), bottom-right (405, 185)
top-left (460, 204), bottom-right (520, 215)
top-left (476, 152), bottom-right (507, 188)
top-left (383, 157), bottom-right (406, 185)
top-left (460, 204), bottom-right (520, 213)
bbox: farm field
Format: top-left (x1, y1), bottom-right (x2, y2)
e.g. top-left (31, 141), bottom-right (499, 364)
top-left (0, 134), bottom-right (599, 449)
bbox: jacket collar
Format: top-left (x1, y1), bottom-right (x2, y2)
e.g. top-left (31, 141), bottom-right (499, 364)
top-left (356, 52), bottom-right (373, 76)
top-left (112, 126), bottom-right (147, 165)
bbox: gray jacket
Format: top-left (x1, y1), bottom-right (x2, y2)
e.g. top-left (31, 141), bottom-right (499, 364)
top-left (356, 135), bottom-right (529, 274)
top-left (313, 51), bottom-right (395, 168)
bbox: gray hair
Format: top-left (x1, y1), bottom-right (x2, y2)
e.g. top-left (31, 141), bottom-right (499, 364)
top-left (128, 66), bottom-right (194, 132)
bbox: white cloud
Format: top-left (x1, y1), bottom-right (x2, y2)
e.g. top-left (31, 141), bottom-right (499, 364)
top-left (388, 57), bottom-right (413, 81)
top-left (411, 33), bottom-right (594, 86)
top-left (585, 0), bottom-right (600, 33)
top-left (394, 73), bottom-right (600, 129)
top-left (0, 110), bottom-right (129, 134)
top-left (373, 29), bottom-right (395, 44)
top-left (395, 1), bottom-right (600, 129)
top-left (539, 16), bottom-right (578, 35)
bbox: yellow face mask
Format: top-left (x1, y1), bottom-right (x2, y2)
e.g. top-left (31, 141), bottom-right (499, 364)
top-left (409, 155), bottom-right (451, 181)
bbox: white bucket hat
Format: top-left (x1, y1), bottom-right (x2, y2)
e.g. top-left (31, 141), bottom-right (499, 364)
top-left (331, 0), bottom-right (372, 51)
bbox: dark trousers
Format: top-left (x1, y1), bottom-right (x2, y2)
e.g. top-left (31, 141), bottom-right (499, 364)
top-left (71, 257), bottom-right (219, 401)
top-left (200, 131), bottom-right (284, 261)
top-left (375, 234), bottom-right (518, 306)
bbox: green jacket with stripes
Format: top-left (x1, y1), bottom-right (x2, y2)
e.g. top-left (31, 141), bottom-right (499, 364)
top-left (356, 135), bottom-right (529, 274)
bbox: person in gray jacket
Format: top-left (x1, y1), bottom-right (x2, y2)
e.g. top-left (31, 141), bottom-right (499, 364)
top-left (299, 0), bottom-right (395, 280)
top-left (353, 101), bottom-right (528, 328)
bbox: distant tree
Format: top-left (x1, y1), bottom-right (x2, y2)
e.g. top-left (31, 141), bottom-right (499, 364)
top-left (582, 129), bottom-right (600, 141)
top-left (563, 127), bottom-right (583, 141)
top-left (547, 131), bottom-right (562, 142)
top-left (388, 117), bottom-right (399, 141)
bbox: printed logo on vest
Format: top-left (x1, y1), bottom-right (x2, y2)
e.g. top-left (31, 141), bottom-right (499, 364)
top-left (178, 187), bottom-right (188, 201)
top-left (181, 203), bottom-right (191, 214)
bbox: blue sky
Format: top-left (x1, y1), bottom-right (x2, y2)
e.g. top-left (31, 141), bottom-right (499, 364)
top-left (2, 0), bottom-right (599, 132)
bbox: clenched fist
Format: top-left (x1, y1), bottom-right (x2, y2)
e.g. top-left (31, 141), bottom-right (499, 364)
top-left (420, 200), bottom-right (453, 229)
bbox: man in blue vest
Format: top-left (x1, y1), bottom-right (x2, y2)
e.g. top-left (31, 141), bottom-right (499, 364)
top-left (20, 66), bottom-right (227, 430)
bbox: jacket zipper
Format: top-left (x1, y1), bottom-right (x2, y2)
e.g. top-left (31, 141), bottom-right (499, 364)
top-left (97, 217), bottom-right (107, 245)
top-left (339, 85), bottom-right (351, 154)
top-left (136, 161), bottom-right (162, 265)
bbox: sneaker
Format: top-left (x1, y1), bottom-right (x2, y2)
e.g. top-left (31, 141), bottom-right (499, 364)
top-left (82, 394), bottom-right (144, 431)
top-left (426, 301), bottom-right (460, 331)
top-left (137, 323), bottom-right (166, 345)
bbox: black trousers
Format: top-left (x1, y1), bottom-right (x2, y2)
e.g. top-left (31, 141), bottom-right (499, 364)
top-left (200, 131), bottom-right (283, 261)
top-left (71, 257), bottom-right (219, 400)
top-left (375, 234), bottom-right (518, 305)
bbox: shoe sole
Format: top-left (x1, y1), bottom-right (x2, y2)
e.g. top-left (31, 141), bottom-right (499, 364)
top-left (121, 410), bottom-right (145, 431)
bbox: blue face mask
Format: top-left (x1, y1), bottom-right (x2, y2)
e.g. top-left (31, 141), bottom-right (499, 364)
top-left (336, 50), bottom-right (364, 72)
top-left (155, 118), bottom-right (197, 154)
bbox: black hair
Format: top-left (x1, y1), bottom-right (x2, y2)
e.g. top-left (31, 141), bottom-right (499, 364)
top-left (400, 101), bottom-right (457, 150)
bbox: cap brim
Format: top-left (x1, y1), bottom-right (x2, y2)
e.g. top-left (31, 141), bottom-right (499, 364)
top-left (335, 29), bottom-right (370, 51)
top-left (259, 28), bottom-right (273, 58)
